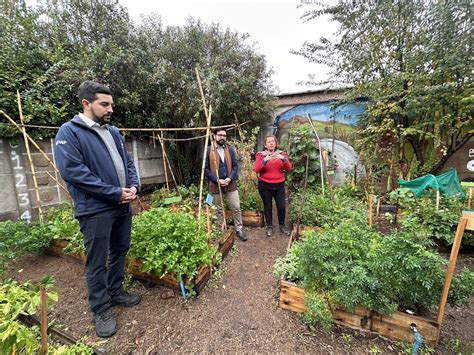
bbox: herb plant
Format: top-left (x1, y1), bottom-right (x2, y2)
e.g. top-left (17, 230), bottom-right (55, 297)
top-left (130, 208), bottom-right (218, 279)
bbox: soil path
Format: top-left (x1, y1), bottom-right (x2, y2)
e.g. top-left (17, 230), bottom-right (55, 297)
top-left (8, 227), bottom-right (474, 354)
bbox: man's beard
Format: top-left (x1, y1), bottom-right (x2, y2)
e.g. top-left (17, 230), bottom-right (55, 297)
top-left (92, 108), bottom-right (111, 126)
top-left (217, 139), bottom-right (225, 146)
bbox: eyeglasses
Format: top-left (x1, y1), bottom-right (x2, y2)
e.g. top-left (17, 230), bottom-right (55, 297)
top-left (216, 134), bottom-right (227, 137)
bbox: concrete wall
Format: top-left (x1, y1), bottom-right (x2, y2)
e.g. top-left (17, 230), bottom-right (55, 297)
top-left (0, 138), bottom-right (165, 222)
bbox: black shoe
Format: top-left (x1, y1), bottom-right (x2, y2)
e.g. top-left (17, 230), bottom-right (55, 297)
top-left (110, 290), bottom-right (141, 307)
top-left (236, 229), bottom-right (247, 241)
top-left (279, 225), bottom-right (291, 236)
top-left (266, 227), bottom-right (273, 237)
top-left (94, 308), bottom-right (117, 338)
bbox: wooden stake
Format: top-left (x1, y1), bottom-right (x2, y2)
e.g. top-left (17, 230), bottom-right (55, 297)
top-left (467, 188), bottom-right (472, 209)
top-left (17, 91), bottom-right (43, 217)
top-left (435, 215), bottom-right (468, 341)
top-left (376, 197), bottom-right (381, 220)
top-left (159, 132), bottom-right (169, 189)
top-left (196, 67), bottom-right (213, 222)
top-left (1, 110), bottom-right (66, 186)
top-left (436, 190), bottom-right (440, 211)
top-left (368, 194), bottom-right (374, 226)
top-left (40, 286), bottom-right (48, 354)
top-left (44, 171), bottom-right (69, 196)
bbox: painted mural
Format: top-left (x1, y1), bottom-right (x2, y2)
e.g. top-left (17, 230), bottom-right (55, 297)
top-left (274, 100), bottom-right (366, 185)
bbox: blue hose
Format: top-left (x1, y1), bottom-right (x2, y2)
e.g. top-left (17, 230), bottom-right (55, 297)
top-left (179, 275), bottom-right (187, 300)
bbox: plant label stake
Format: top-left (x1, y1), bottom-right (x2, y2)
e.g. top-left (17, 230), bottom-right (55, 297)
top-left (40, 286), bottom-right (48, 354)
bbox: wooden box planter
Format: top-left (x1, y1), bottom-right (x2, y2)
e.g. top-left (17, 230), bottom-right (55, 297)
top-left (278, 225), bottom-right (440, 346)
top-left (45, 228), bottom-right (235, 295)
top-left (240, 210), bottom-right (264, 227)
top-left (279, 279), bottom-right (439, 346)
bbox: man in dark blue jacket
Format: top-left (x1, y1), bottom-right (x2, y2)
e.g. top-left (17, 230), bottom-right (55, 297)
top-left (205, 128), bottom-right (247, 241)
top-left (54, 81), bottom-right (141, 338)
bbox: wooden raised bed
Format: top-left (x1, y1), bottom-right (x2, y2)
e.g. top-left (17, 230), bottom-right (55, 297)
top-left (46, 227), bottom-right (235, 294)
top-left (240, 210), bottom-right (264, 227)
top-left (279, 212), bottom-right (474, 346)
top-left (279, 279), bottom-right (439, 346)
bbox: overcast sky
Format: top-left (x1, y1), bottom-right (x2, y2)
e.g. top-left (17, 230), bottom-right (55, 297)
top-left (119, 0), bottom-right (338, 94)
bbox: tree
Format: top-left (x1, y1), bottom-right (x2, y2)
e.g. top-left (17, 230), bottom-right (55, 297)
top-left (0, 0), bottom-right (275, 184)
top-left (295, 1), bottom-right (473, 181)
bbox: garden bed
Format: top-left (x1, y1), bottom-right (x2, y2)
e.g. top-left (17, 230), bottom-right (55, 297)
top-left (45, 227), bottom-right (235, 294)
top-left (279, 279), bottom-right (439, 346)
top-left (231, 210), bottom-right (264, 227)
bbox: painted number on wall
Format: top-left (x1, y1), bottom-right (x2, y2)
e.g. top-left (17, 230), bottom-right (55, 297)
top-left (9, 142), bottom-right (32, 222)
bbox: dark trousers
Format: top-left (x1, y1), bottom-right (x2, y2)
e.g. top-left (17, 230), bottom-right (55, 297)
top-left (78, 205), bottom-right (132, 314)
top-left (258, 180), bottom-right (286, 227)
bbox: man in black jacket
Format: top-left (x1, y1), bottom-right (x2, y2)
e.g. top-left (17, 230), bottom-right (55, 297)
top-left (54, 81), bottom-right (141, 338)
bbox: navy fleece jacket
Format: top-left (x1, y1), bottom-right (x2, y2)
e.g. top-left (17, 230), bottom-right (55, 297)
top-left (54, 116), bottom-right (139, 217)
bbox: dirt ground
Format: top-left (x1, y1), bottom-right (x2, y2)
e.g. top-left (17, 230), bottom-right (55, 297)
top-left (7, 227), bottom-right (474, 354)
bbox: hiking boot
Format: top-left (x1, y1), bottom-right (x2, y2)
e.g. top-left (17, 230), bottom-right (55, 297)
top-left (93, 308), bottom-right (117, 338)
top-left (236, 229), bottom-right (247, 241)
top-left (266, 226), bottom-right (273, 237)
top-left (279, 225), bottom-right (291, 236)
top-left (110, 290), bottom-right (141, 307)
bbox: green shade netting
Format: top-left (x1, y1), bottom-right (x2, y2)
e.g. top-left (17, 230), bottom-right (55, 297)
top-left (399, 168), bottom-right (466, 198)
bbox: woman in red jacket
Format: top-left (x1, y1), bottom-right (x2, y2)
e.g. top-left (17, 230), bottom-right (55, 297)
top-left (254, 135), bottom-right (293, 237)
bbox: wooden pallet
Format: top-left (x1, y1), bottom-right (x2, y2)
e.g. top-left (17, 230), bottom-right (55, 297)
top-left (46, 228), bottom-right (235, 294)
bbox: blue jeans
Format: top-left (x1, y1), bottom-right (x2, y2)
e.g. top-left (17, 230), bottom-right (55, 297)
top-left (78, 205), bottom-right (132, 314)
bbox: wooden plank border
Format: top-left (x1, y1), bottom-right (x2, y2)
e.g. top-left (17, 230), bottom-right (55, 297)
top-left (45, 228), bottom-right (235, 295)
top-left (279, 279), bottom-right (439, 346)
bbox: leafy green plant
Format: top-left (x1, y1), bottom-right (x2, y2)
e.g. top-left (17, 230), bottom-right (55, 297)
top-left (389, 188), bottom-right (467, 245)
top-left (275, 220), bottom-right (474, 330)
top-left (285, 124), bottom-right (321, 190)
top-left (288, 186), bottom-right (366, 228)
top-left (0, 278), bottom-right (58, 354)
top-left (130, 208), bottom-right (218, 280)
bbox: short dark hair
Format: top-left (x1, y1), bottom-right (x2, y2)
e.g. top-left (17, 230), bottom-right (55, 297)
top-left (77, 81), bottom-right (112, 103)
top-left (213, 128), bottom-right (226, 135)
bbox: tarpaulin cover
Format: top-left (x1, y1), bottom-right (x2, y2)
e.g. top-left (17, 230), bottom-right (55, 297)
top-left (399, 168), bottom-right (465, 198)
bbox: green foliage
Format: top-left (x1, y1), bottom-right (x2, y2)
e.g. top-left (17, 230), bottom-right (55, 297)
top-left (302, 290), bottom-right (333, 332)
top-left (233, 127), bottom-right (263, 212)
top-left (130, 208), bottom-right (218, 279)
top-left (0, 219), bottom-right (49, 275)
top-left (296, 1), bottom-right (473, 177)
top-left (285, 124), bottom-right (321, 190)
top-left (150, 184), bottom-right (200, 210)
top-left (274, 220), bottom-right (474, 330)
top-left (389, 188), bottom-right (467, 245)
top-left (0, 278), bottom-right (58, 354)
top-left (0, 1), bottom-right (274, 135)
top-left (288, 186), bottom-right (366, 228)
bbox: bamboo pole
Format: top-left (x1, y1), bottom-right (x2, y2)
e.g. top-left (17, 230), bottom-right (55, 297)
top-left (436, 190), bottom-right (440, 211)
top-left (1, 118), bottom-right (249, 134)
top-left (435, 216), bottom-right (468, 342)
top-left (198, 106), bottom-right (213, 221)
top-left (368, 194), bottom-right (374, 226)
top-left (0, 111), bottom-right (62, 175)
top-left (467, 188), bottom-right (472, 209)
top-left (376, 196), bottom-right (381, 220)
top-left (196, 67), bottom-right (213, 222)
top-left (17, 91), bottom-right (43, 217)
top-left (45, 171), bottom-right (69, 196)
top-left (195, 68), bottom-right (226, 229)
top-left (40, 286), bottom-right (48, 354)
top-left (160, 132), bottom-right (169, 189)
